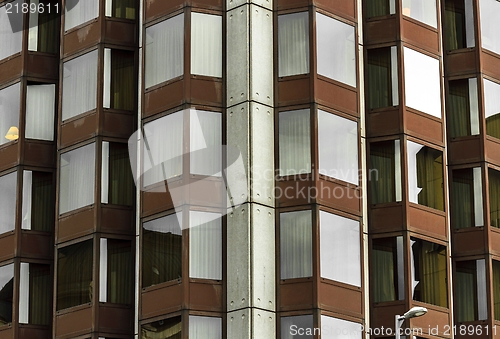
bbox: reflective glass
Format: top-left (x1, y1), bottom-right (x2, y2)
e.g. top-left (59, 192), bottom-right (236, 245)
top-left (279, 109), bottom-right (311, 176)
top-left (0, 0), bottom-right (23, 61)
top-left (402, 0), bottom-right (437, 27)
top-left (320, 316), bottom-right (362, 339)
top-left (479, 0), bottom-right (500, 55)
top-left (367, 47), bottom-right (399, 109)
top-left (280, 210), bottom-right (312, 279)
top-left (454, 260), bottom-right (487, 322)
top-left (278, 12), bottom-right (309, 77)
top-left (0, 264), bottom-right (13, 325)
top-left (0, 83), bottom-right (20, 146)
top-left (364, 0), bottom-right (395, 18)
top-left (484, 79), bottom-right (500, 140)
top-left (189, 316), bottom-right (222, 339)
top-left (451, 168), bottom-right (483, 229)
top-left (443, 0), bottom-right (475, 51)
top-left (64, 0), bottom-right (98, 31)
top-left (22, 171), bottom-right (53, 232)
top-left (190, 110), bottom-right (222, 176)
top-left (489, 168), bottom-right (500, 228)
top-left (372, 237), bottom-right (404, 302)
top-left (191, 13), bottom-right (222, 77)
top-left (493, 260), bottom-right (500, 320)
top-left (0, 172), bottom-right (16, 234)
top-left (26, 84), bottom-right (55, 141)
top-left (19, 263), bottom-right (51, 325)
top-left (28, 0), bottom-right (59, 53)
top-left (447, 78), bottom-right (479, 137)
top-left (189, 211), bottom-right (222, 280)
top-left (99, 239), bottom-right (133, 304)
top-left (142, 317), bottom-right (182, 339)
top-left (281, 315), bottom-right (313, 339)
top-left (369, 140), bottom-right (402, 204)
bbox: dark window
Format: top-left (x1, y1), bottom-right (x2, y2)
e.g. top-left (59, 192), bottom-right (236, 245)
top-left (102, 142), bottom-right (134, 206)
top-left (443, 0), bottom-right (474, 51)
top-left (0, 264), bottom-right (14, 325)
top-left (28, 0), bottom-right (59, 53)
top-left (142, 316), bottom-right (182, 339)
top-left (105, 49), bottom-right (135, 111)
top-left (493, 260), bottom-right (500, 321)
top-left (367, 47), bottom-right (398, 109)
top-left (372, 237), bottom-right (404, 302)
top-left (364, 0), bottom-right (394, 18)
top-left (489, 168), bottom-right (500, 228)
top-left (22, 171), bottom-right (54, 232)
top-left (447, 78), bottom-right (479, 138)
top-left (111, 0), bottom-right (135, 19)
top-left (451, 168), bottom-right (483, 229)
top-left (454, 260), bottom-right (487, 322)
top-left (20, 263), bottom-right (51, 325)
top-left (369, 140), bottom-right (402, 204)
top-left (100, 239), bottom-right (133, 304)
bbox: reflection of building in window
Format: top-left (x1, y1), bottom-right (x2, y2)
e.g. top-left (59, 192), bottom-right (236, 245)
top-left (0, 264), bottom-right (13, 325)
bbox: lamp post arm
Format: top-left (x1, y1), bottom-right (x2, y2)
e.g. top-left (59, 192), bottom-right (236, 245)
top-left (395, 315), bottom-right (404, 339)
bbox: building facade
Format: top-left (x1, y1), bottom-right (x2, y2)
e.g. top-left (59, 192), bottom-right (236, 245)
top-left (0, 0), bottom-right (500, 338)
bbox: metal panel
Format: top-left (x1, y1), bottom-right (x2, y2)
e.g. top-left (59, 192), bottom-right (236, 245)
top-left (252, 309), bottom-right (276, 338)
top-left (227, 309), bottom-right (250, 339)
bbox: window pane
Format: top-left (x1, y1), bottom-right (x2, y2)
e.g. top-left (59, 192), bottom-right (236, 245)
top-left (142, 111), bottom-right (183, 187)
top-left (402, 0), bottom-right (437, 27)
top-left (404, 47), bottom-right (441, 118)
top-left (99, 239), bottom-right (133, 304)
top-left (372, 237), bottom-right (404, 302)
top-left (279, 109), bottom-right (311, 176)
top-left (190, 110), bottom-right (222, 176)
top-left (142, 213), bottom-right (182, 288)
top-left (443, 0), bottom-right (475, 51)
top-left (316, 13), bottom-right (356, 87)
top-left (104, 49), bottom-right (135, 110)
top-left (479, 0), bottom-right (500, 55)
top-left (451, 168), bottom-right (483, 229)
top-left (191, 13), bottom-right (222, 77)
top-left (280, 210), bottom-right (312, 279)
top-left (145, 14), bottom-right (184, 88)
top-left (493, 260), bottom-right (500, 321)
top-left (281, 315), bottom-right (313, 339)
top-left (0, 83), bottom-right (20, 146)
top-left (367, 47), bottom-right (398, 109)
top-left (28, 0), bottom-right (59, 53)
top-left (320, 211), bottom-right (360, 286)
top-left (489, 168), bottom-right (500, 228)
top-left (26, 84), bottom-right (55, 140)
top-left (0, 0), bottom-right (23, 61)
top-left (110, 0), bottom-right (135, 19)
top-left (0, 172), bottom-right (16, 234)
top-left (454, 260), bottom-right (487, 322)
top-left (411, 238), bottom-right (447, 307)
top-left (57, 240), bottom-right (93, 310)
top-left (64, 0), bottom-right (98, 31)
top-left (369, 140), bottom-right (402, 204)
top-left (142, 316), bottom-right (182, 339)
top-left (101, 142), bottom-right (134, 205)
top-left (447, 78), bottom-right (479, 138)
top-left (484, 79), bottom-right (500, 140)
top-left (19, 263), bottom-right (51, 325)
top-left (278, 12), bottom-right (309, 77)
top-left (22, 171), bottom-right (54, 232)
top-left (189, 316), bottom-right (222, 339)
top-left (318, 110), bottom-right (358, 184)
top-left (62, 50), bottom-right (98, 121)
top-left (364, 0), bottom-right (395, 18)
top-left (59, 143), bottom-right (96, 214)
top-left (0, 264), bottom-right (13, 325)
top-left (189, 211), bottom-right (222, 280)
top-left (407, 141), bottom-right (444, 211)
top-left (320, 316), bottom-right (362, 339)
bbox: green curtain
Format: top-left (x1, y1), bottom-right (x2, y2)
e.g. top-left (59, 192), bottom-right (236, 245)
top-left (448, 79), bottom-right (471, 138)
top-left (31, 172), bottom-right (54, 232)
top-left (57, 240), bottom-right (93, 310)
top-left (454, 261), bottom-right (477, 322)
top-left (493, 261), bottom-right (500, 321)
top-left (486, 114), bottom-right (500, 140)
top-left (114, 0), bottom-right (136, 19)
top-left (489, 169), bottom-right (500, 228)
top-left (443, 0), bottom-right (466, 51)
top-left (37, 0), bottom-right (59, 54)
top-left (413, 240), bottom-right (447, 307)
top-left (109, 143), bottom-right (134, 206)
top-left (367, 48), bottom-right (391, 109)
top-left (372, 238), bottom-right (397, 302)
top-left (370, 141), bottom-right (395, 204)
top-left (111, 50), bottom-right (135, 110)
top-left (142, 317), bottom-right (182, 339)
top-left (365, 0), bottom-right (390, 18)
top-left (108, 240), bottom-right (133, 304)
top-left (451, 169), bottom-right (473, 229)
top-left (30, 264), bottom-right (51, 325)
top-left (416, 148), bottom-right (444, 211)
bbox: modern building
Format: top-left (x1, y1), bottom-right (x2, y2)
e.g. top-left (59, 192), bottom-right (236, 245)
top-left (0, 0), bottom-right (500, 338)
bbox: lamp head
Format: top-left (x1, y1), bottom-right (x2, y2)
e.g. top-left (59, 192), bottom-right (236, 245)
top-left (403, 306), bottom-right (428, 319)
top-left (5, 126), bottom-right (19, 141)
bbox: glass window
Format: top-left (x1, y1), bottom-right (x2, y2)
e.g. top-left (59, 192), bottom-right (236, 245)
top-left (369, 140), bottom-right (402, 204)
top-left (142, 316), bottom-right (182, 339)
top-left (0, 83), bottom-right (20, 146)
top-left (443, 0), bottom-right (475, 51)
top-left (493, 260), bottom-right (500, 321)
top-left (320, 211), bottom-right (360, 286)
top-left (101, 142), bottom-right (134, 205)
top-left (189, 211), bottom-right (222, 280)
top-left (189, 316), bottom-right (222, 339)
top-left (279, 109), bottom-right (311, 176)
top-left (364, 0), bottom-right (395, 18)
top-left (280, 210), bottom-right (312, 279)
top-left (367, 47), bottom-right (399, 109)
top-left (410, 238), bottom-right (447, 307)
top-left (447, 78), bottom-right (479, 138)
top-left (318, 111), bottom-right (358, 184)
top-left (59, 143), bottom-right (96, 214)
top-left (0, 172), bottom-right (16, 234)
top-left (489, 168), bottom-right (500, 228)
top-left (372, 237), bottom-right (404, 302)
top-left (28, 0), bottom-right (59, 53)
top-left (0, 0), bottom-right (23, 61)
top-left (191, 13), bottom-right (222, 78)
top-left (22, 171), bottom-right (54, 232)
top-left (57, 240), bottom-right (93, 310)
top-left (407, 141), bottom-right (444, 211)
top-left (451, 168), bottom-right (483, 229)
top-left (25, 84), bottom-right (55, 141)
top-left (0, 264), bottom-right (13, 325)
top-left (454, 260), bottom-right (487, 322)
top-left (142, 213), bottom-right (182, 288)
top-left (62, 50), bottom-right (98, 121)
top-left (64, 0), bottom-right (98, 31)
top-left (402, 0), bottom-right (437, 27)
top-left (484, 79), bottom-right (500, 140)
top-left (145, 14), bottom-right (184, 88)
top-left (316, 13), bottom-right (356, 87)
top-left (404, 47), bottom-right (442, 118)
top-left (99, 239), bottom-right (133, 304)
top-left (142, 111), bottom-right (183, 187)
top-left (320, 316), bottom-right (362, 339)
top-left (278, 12), bottom-right (309, 77)
top-left (479, 0), bottom-right (500, 55)
top-left (190, 110), bottom-right (222, 176)
top-left (105, 0), bottom-right (135, 19)
top-left (103, 49), bottom-right (135, 111)
top-left (281, 315), bottom-right (313, 339)
top-left (19, 263), bottom-right (51, 325)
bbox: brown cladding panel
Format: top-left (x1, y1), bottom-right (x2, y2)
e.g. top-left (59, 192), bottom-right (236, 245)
top-left (60, 113), bottom-right (98, 148)
top-left (371, 303), bottom-right (406, 331)
top-left (144, 0), bottom-right (184, 22)
top-left (189, 282), bottom-right (223, 311)
top-left (276, 0), bottom-right (308, 10)
top-left (26, 53), bottom-right (59, 79)
top-left (363, 17), bottom-right (398, 46)
top-left (18, 327), bottom-right (51, 339)
top-left (23, 141), bottom-right (56, 168)
top-left (369, 204), bottom-right (404, 233)
top-left (405, 109), bottom-right (443, 146)
top-left (0, 327), bottom-right (13, 338)
top-left (104, 19), bottom-right (137, 46)
top-left (192, 0), bottom-right (222, 9)
top-left (20, 232), bottom-right (53, 259)
top-left (277, 78), bottom-right (311, 107)
top-left (187, 178), bottom-right (224, 209)
top-left (190, 78), bottom-right (223, 106)
top-left (0, 54), bottom-right (22, 84)
top-left (0, 234), bottom-right (15, 262)
top-left (409, 305), bottom-right (450, 337)
top-left (141, 178), bottom-right (186, 217)
top-left (57, 208), bottom-right (95, 243)
top-left (102, 111), bottom-right (135, 139)
top-left (0, 143), bottom-right (19, 172)
top-left (489, 229), bottom-right (500, 257)
top-left (63, 21), bottom-right (101, 57)
top-left (315, 78), bottom-right (358, 117)
top-left (448, 137), bottom-right (482, 165)
top-left (55, 306), bottom-right (92, 338)
top-left (452, 228), bottom-right (486, 256)
top-left (279, 280), bottom-right (313, 311)
top-left (318, 281), bottom-right (362, 317)
top-left (444, 49), bottom-right (477, 77)
top-left (367, 108), bottom-right (401, 137)
top-left (408, 204), bottom-right (447, 240)
top-left (277, 178), bottom-right (314, 208)
top-left (485, 138), bottom-right (500, 167)
top-left (100, 207), bottom-right (134, 234)
top-left (143, 80), bottom-right (184, 118)
top-left (141, 283), bottom-right (183, 319)
top-left (315, 0), bottom-right (356, 20)
top-left (482, 50), bottom-right (500, 81)
top-left (98, 305), bottom-right (133, 333)
top-left (315, 179), bottom-right (361, 215)
top-left (401, 18), bottom-right (439, 54)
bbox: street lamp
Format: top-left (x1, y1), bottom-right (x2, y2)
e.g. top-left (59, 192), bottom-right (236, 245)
top-left (395, 306), bottom-right (428, 339)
